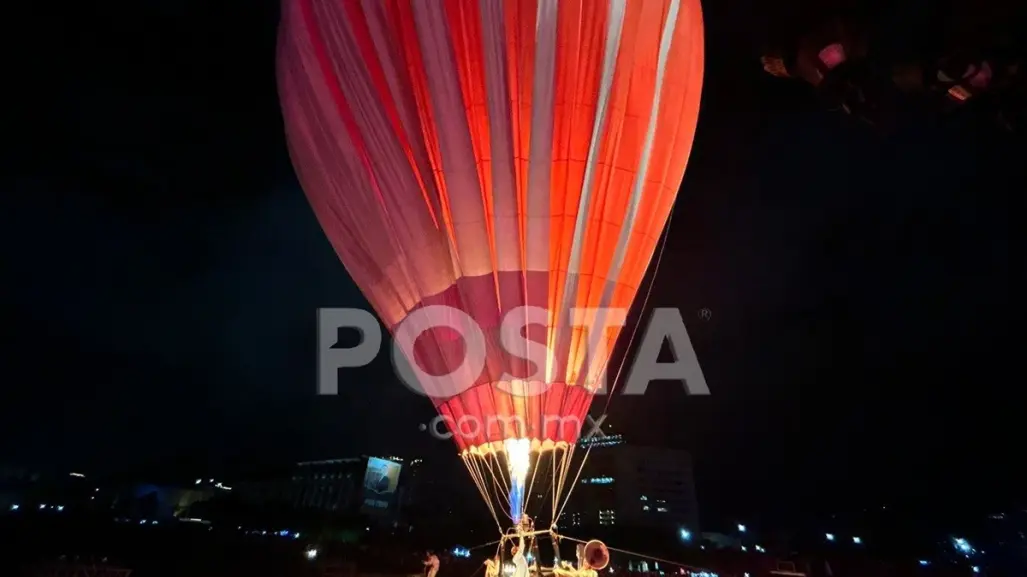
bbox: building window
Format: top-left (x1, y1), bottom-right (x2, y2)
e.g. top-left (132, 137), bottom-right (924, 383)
top-left (582, 477), bottom-right (614, 485)
top-left (657, 507), bottom-right (668, 513)
top-left (579, 434), bottom-right (623, 448)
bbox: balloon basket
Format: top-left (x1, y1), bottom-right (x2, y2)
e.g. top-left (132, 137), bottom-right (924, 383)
top-left (490, 527), bottom-right (604, 577)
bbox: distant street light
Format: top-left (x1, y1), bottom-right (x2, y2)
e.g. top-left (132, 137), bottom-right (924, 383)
top-left (825, 533), bottom-right (835, 542)
top-left (953, 537), bottom-right (974, 556)
top-left (852, 536), bottom-right (862, 544)
top-left (737, 524), bottom-right (747, 533)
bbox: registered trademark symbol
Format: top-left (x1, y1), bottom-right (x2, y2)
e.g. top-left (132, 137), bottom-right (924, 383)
top-left (698, 308), bottom-right (712, 321)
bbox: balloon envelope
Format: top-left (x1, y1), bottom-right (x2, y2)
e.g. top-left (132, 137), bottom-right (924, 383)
top-left (278, 0), bottom-right (704, 453)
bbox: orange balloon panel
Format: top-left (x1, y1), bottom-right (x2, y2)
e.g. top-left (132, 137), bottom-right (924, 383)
top-left (278, 0), bottom-right (704, 452)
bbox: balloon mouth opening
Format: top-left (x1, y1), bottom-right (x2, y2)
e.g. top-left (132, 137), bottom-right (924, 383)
top-left (461, 438), bottom-right (572, 457)
top-left (505, 438), bottom-right (532, 484)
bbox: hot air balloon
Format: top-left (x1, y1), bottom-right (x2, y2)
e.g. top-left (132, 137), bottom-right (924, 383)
top-left (277, 0), bottom-right (704, 535)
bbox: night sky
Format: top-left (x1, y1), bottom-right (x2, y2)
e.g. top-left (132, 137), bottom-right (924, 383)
top-left (3, 1), bottom-right (1021, 527)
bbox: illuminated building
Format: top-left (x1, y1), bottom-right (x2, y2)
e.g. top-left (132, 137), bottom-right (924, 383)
top-left (110, 483), bottom-right (213, 520)
top-left (0, 464), bottom-right (119, 514)
top-left (560, 431), bottom-right (699, 532)
top-left (235, 455), bottom-right (413, 522)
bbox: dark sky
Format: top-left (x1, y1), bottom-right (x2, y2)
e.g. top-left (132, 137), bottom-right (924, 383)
top-left (3, 1), bottom-right (1021, 526)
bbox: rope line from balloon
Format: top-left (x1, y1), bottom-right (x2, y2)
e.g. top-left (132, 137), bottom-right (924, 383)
top-left (553, 449), bottom-right (578, 523)
top-left (464, 454), bottom-right (502, 529)
top-left (554, 201), bottom-right (678, 522)
top-left (524, 448), bottom-right (546, 520)
top-left (557, 534), bottom-right (710, 574)
top-left (478, 454), bottom-right (511, 521)
top-left (535, 448), bottom-right (559, 522)
top-left (549, 444), bottom-right (574, 524)
top-left (550, 450), bottom-right (559, 517)
top-left (598, 183), bottom-right (680, 424)
top-left (480, 452), bottom-right (517, 525)
top-left (516, 445), bottom-right (573, 530)
top-left (468, 452), bottom-right (506, 525)
top-left (462, 454), bottom-right (505, 533)
top-left (553, 444), bottom-right (591, 524)
top-left (538, 445), bottom-right (570, 526)
top-left (484, 452), bottom-right (517, 522)
top-left (466, 530), bottom-right (712, 576)
top-left (555, 445), bottom-right (576, 523)
top-left (549, 446), bottom-right (573, 523)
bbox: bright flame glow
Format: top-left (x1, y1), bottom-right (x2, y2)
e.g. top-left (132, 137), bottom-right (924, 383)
top-left (505, 438), bottom-right (531, 521)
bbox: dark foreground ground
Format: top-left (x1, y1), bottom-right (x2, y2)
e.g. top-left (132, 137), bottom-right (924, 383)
top-left (1, 515), bottom-right (991, 577)
top-left (3, 515), bottom-right (432, 577)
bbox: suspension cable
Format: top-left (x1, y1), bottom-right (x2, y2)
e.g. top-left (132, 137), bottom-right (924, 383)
top-left (462, 454), bottom-right (504, 533)
top-left (555, 202), bottom-right (678, 520)
top-left (483, 452), bottom-right (516, 522)
top-left (551, 446), bottom-right (575, 523)
top-left (524, 449), bottom-right (545, 520)
top-left (556, 534), bottom-right (709, 574)
top-left (482, 454), bottom-right (517, 523)
top-left (465, 455), bottom-right (500, 521)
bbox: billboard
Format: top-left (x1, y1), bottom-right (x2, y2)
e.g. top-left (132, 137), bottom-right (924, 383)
top-left (361, 457), bottom-right (402, 513)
